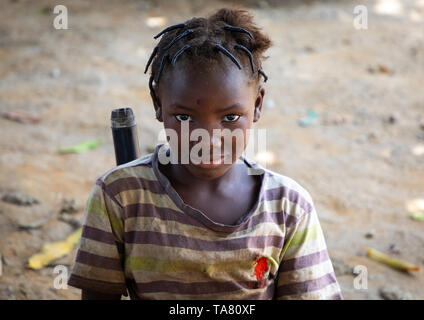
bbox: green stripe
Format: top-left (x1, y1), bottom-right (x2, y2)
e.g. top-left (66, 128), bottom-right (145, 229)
top-left (126, 256), bottom-right (252, 274)
top-left (280, 224), bottom-right (320, 257)
top-left (86, 197), bottom-right (124, 235)
top-left (288, 224), bottom-right (320, 247)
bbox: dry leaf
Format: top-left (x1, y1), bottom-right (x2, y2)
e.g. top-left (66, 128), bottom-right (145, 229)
top-left (27, 228), bottom-right (82, 270)
top-left (0, 111), bottom-right (41, 124)
top-left (378, 65), bottom-right (394, 74)
top-left (59, 139), bottom-right (101, 154)
top-left (410, 212), bottom-right (424, 222)
top-left (367, 247), bottom-right (419, 272)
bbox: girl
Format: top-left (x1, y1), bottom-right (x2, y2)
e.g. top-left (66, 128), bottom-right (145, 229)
top-left (68, 8), bottom-right (343, 300)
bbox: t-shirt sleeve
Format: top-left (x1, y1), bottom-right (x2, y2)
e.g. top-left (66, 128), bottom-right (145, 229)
top-left (274, 198), bottom-right (343, 300)
top-left (67, 178), bottom-right (127, 295)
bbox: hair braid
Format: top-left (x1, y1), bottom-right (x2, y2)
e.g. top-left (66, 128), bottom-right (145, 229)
top-left (145, 8), bottom-right (272, 103)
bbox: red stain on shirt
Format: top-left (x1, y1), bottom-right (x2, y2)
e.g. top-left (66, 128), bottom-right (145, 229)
top-left (251, 257), bottom-right (269, 281)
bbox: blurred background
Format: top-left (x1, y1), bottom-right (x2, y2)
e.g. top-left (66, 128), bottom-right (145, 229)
top-left (0, 0), bottom-right (423, 300)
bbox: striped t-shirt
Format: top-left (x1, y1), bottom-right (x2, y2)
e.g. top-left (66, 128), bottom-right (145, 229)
top-left (68, 143), bottom-right (343, 300)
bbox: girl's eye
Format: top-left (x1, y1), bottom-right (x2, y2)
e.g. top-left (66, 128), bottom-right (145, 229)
top-left (175, 114), bottom-right (192, 122)
top-left (223, 114), bottom-right (241, 122)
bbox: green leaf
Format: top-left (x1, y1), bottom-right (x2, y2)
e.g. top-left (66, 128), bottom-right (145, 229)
top-left (59, 139), bottom-right (101, 154)
top-left (410, 211), bottom-right (424, 222)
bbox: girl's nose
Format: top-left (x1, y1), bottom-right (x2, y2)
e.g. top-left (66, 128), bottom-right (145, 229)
top-left (210, 131), bottom-right (222, 148)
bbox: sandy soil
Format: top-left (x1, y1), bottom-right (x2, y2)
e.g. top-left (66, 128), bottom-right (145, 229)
top-left (0, 0), bottom-right (423, 299)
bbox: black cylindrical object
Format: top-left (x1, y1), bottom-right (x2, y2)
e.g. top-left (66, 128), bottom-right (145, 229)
top-left (111, 107), bottom-right (141, 166)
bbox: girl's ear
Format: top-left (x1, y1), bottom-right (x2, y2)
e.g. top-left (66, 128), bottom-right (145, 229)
top-left (253, 85), bottom-right (265, 122)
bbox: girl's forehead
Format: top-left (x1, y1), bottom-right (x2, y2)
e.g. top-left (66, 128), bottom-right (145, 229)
top-left (159, 61), bottom-right (254, 102)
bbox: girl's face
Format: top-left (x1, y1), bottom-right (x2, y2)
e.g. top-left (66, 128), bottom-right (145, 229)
top-left (155, 61), bottom-right (265, 180)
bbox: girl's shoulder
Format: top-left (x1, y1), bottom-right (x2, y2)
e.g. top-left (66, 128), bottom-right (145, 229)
top-left (243, 155), bottom-right (315, 216)
top-left (95, 151), bottom-right (158, 196)
top-left (243, 154), bottom-right (313, 199)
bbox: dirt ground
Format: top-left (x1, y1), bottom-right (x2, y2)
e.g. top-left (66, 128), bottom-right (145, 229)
top-left (0, 0), bottom-right (423, 300)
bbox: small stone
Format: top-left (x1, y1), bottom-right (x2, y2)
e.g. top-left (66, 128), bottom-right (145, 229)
top-left (367, 132), bottom-right (378, 142)
top-left (60, 198), bottom-right (79, 214)
top-left (255, 0), bottom-right (269, 9)
top-left (50, 68), bottom-right (61, 78)
top-left (1, 192), bottom-right (39, 206)
top-left (365, 229), bottom-right (375, 239)
top-left (417, 132), bottom-right (424, 141)
top-left (384, 113), bottom-right (398, 125)
top-left (59, 213), bottom-right (82, 230)
top-left (367, 66), bottom-right (376, 74)
top-left (342, 38), bottom-right (351, 45)
top-left (410, 47), bottom-right (418, 57)
top-left (304, 46), bottom-right (315, 53)
top-left (419, 119), bottom-right (424, 131)
top-left (332, 258), bottom-right (354, 276)
top-left (387, 114), bottom-right (396, 124)
top-left (388, 244), bottom-right (401, 255)
top-left (379, 285), bottom-right (413, 300)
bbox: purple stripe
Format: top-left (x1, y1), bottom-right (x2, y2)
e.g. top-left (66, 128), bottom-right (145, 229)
top-left (95, 179), bottom-right (123, 208)
top-left (107, 177), bottom-right (165, 198)
top-left (125, 231), bottom-right (284, 251)
top-left (328, 292), bottom-right (343, 300)
top-left (275, 272), bottom-right (337, 297)
top-left (123, 203), bottom-right (299, 232)
top-left (68, 274), bottom-right (127, 294)
top-left (264, 186), bottom-right (313, 214)
top-left (133, 280), bottom-right (273, 295)
top-left (76, 250), bottom-right (122, 271)
top-left (124, 203), bottom-right (205, 228)
top-left (116, 242), bottom-right (125, 255)
top-left (279, 250), bottom-right (330, 272)
top-left (133, 162), bottom-right (153, 168)
top-left (248, 282), bottom-right (275, 300)
top-left (82, 225), bottom-right (116, 245)
top-left (245, 209), bottom-right (299, 229)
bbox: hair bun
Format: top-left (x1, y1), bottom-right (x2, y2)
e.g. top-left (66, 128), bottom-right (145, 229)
top-left (208, 8), bottom-right (272, 55)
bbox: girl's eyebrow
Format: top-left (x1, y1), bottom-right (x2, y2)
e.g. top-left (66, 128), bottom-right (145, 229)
top-left (169, 103), bottom-right (244, 112)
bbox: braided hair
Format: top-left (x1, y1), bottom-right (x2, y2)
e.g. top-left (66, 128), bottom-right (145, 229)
top-left (144, 8), bottom-right (272, 104)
